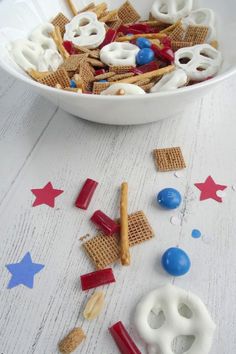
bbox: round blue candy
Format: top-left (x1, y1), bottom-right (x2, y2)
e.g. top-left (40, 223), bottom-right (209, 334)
top-left (191, 229), bottom-right (202, 239)
top-left (70, 79), bottom-right (77, 88)
top-left (136, 37), bottom-right (151, 49)
top-left (162, 247), bottom-right (191, 276)
top-left (136, 48), bottom-right (155, 66)
top-left (157, 188), bottom-right (182, 209)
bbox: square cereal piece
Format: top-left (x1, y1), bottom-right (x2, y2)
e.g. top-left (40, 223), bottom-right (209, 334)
top-left (79, 62), bottom-right (95, 91)
top-left (168, 23), bottom-right (185, 41)
top-left (51, 12), bottom-right (70, 36)
top-left (106, 18), bottom-right (123, 30)
top-left (60, 54), bottom-right (88, 72)
top-left (109, 65), bottom-right (134, 74)
top-left (83, 211), bottom-right (154, 269)
top-left (184, 25), bottom-right (209, 45)
top-left (39, 68), bottom-right (70, 88)
top-left (93, 82), bottom-right (111, 94)
top-left (153, 147), bottom-right (186, 172)
top-left (118, 1), bottom-right (141, 24)
top-left (171, 41), bottom-right (193, 52)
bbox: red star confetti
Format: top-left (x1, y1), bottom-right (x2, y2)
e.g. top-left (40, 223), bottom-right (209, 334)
top-left (31, 182), bottom-right (64, 208)
top-left (194, 176), bottom-right (227, 203)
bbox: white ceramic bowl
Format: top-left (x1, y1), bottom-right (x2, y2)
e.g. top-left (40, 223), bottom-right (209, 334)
top-left (0, 0), bottom-right (235, 125)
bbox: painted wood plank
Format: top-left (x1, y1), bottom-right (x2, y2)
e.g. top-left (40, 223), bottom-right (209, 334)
top-left (0, 75), bottom-right (236, 354)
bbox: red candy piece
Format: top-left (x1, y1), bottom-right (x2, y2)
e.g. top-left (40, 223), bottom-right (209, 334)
top-left (95, 69), bottom-right (106, 76)
top-left (99, 29), bottom-right (117, 48)
top-left (131, 61), bottom-right (159, 74)
top-left (91, 210), bottom-right (119, 235)
top-left (63, 41), bottom-right (77, 55)
top-left (118, 24), bottom-right (158, 34)
top-left (81, 268), bottom-right (115, 290)
top-left (151, 44), bottom-right (175, 63)
top-left (109, 321), bottom-right (141, 354)
top-left (75, 178), bottom-right (98, 210)
top-left (161, 36), bottom-right (172, 48)
top-left (118, 25), bottom-right (143, 35)
top-left (128, 24), bottom-right (149, 32)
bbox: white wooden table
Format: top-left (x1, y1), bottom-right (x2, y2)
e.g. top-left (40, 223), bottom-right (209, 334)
top-left (1, 67), bottom-right (236, 354)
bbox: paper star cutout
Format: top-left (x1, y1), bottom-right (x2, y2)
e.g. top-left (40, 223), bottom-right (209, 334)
top-left (31, 182), bottom-right (63, 207)
top-left (194, 176), bottom-right (227, 203)
top-left (6, 252), bottom-right (44, 289)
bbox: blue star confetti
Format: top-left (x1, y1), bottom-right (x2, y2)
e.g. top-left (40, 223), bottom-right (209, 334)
top-left (6, 252), bottom-right (45, 289)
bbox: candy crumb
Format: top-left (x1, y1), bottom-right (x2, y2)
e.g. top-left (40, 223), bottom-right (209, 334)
top-left (83, 291), bottom-right (105, 320)
top-left (58, 327), bottom-right (85, 354)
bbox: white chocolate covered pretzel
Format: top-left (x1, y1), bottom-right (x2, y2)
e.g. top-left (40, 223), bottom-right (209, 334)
top-left (151, 69), bottom-right (188, 92)
top-left (101, 83), bottom-right (146, 95)
top-left (8, 39), bottom-right (43, 71)
top-left (29, 23), bottom-right (57, 51)
top-left (175, 44), bottom-right (222, 81)
top-left (134, 284), bottom-right (216, 354)
top-left (100, 42), bottom-right (139, 66)
top-left (64, 12), bottom-right (106, 49)
top-left (38, 49), bottom-right (63, 72)
top-left (151, 0), bottom-right (193, 24)
top-left (182, 8), bottom-right (216, 43)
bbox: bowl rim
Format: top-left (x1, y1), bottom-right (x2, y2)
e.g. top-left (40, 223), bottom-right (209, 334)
top-left (1, 58), bottom-right (236, 100)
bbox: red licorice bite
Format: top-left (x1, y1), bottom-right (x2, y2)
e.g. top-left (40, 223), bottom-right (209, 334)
top-left (129, 24), bottom-right (158, 33)
top-left (99, 29), bottom-right (117, 48)
top-left (81, 268), bottom-right (115, 290)
top-left (95, 69), bottom-right (106, 76)
top-left (63, 41), bottom-right (77, 55)
top-left (75, 178), bottom-right (98, 210)
top-left (118, 25), bottom-right (143, 35)
top-left (91, 210), bottom-right (119, 235)
top-left (151, 44), bottom-right (175, 63)
top-left (161, 36), bottom-right (172, 48)
top-left (109, 321), bottom-right (141, 354)
top-left (131, 61), bottom-right (159, 74)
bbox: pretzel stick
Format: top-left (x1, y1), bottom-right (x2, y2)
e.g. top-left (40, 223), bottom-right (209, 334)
top-left (100, 10), bottom-right (118, 22)
top-left (210, 40), bottom-right (218, 49)
top-left (91, 2), bottom-right (107, 18)
top-left (116, 33), bottom-right (167, 42)
top-left (78, 2), bottom-right (95, 14)
top-left (66, 0), bottom-right (78, 16)
top-left (116, 89), bottom-right (126, 95)
top-left (120, 182), bottom-right (130, 266)
top-left (138, 20), bottom-right (165, 27)
top-left (150, 39), bottom-right (162, 48)
top-left (51, 27), bottom-right (70, 60)
top-left (115, 65), bottom-right (175, 84)
top-left (160, 21), bottom-right (181, 34)
top-left (27, 69), bottom-right (50, 80)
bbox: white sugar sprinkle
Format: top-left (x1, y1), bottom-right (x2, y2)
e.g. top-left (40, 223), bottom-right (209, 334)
top-left (170, 216), bottom-right (181, 226)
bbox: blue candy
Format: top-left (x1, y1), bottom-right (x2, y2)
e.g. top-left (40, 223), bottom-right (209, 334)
top-left (157, 188), bottom-right (182, 209)
top-left (162, 247), bottom-right (191, 276)
top-left (99, 79), bottom-right (107, 82)
top-left (191, 229), bottom-right (202, 239)
top-left (136, 48), bottom-right (155, 66)
top-left (136, 37), bottom-right (151, 49)
top-left (70, 79), bottom-right (77, 88)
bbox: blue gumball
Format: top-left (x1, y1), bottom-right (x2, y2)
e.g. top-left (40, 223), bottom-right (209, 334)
top-left (162, 247), bottom-right (191, 276)
top-left (70, 79), bottom-right (77, 88)
top-left (136, 37), bottom-right (151, 49)
top-left (157, 188), bottom-right (182, 209)
top-left (136, 48), bottom-right (155, 66)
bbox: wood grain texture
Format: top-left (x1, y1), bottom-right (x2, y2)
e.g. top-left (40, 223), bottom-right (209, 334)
top-left (0, 67), bottom-right (236, 354)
